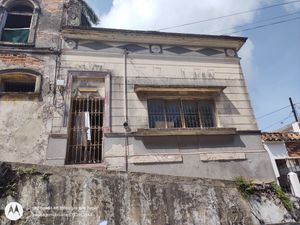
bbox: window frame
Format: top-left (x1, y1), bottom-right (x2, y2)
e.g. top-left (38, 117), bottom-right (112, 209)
top-left (0, 0), bottom-right (39, 45)
top-left (0, 70), bottom-right (42, 96)
top-left (147, 98), bottom-right (217, 129)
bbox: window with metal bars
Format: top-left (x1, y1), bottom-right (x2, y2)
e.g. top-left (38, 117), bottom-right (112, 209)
top-left (3, 80), bottom-right (35, 92)
top-left (148, 99), bottom-right (215, 129)
top-left (66, 98), bottom-right (104, 164)
top-left (0, 72), bottom-right (40, 94)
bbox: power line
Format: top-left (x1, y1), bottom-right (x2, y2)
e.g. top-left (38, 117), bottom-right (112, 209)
top-left (261, 112), bottom-right (293, 131)
top-left (158, 0), bottom-right (300, 31)
top-left (212, 11), bottom-right (300, 34)
top-left (227, 15), bottom-right (300, 34)
top-left (257, 105), bottom-right (290, 120)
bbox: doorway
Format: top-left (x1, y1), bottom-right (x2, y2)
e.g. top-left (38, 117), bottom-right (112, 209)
top-left (66, 97), bottom-right (104, 164)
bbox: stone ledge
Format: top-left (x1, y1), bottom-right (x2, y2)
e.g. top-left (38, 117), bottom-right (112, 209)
top-left (134, 127), bottom-right (237, 137)
top-left (200, 152), bottom-right (246, 161)
top-left (129, 155), bottom-right (183, 164)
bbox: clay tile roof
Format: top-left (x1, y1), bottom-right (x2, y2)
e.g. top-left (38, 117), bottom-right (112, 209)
top-left (262, 132), bottom-right (300, 142)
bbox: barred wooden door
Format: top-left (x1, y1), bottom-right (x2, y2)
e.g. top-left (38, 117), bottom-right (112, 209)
top-left (66, 98), bottom-right (103, 164)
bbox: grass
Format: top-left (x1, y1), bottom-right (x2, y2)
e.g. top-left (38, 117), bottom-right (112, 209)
top-left (271, 182), bottom-right (293, 210)
top-left (234, 176), bottom-right (255, 199)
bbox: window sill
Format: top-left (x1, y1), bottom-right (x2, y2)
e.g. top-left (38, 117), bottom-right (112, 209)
top-left (0, 41), bottom-right (34, 47)
top-left (135, 127), bottom-right (237, 137)
top-left (0, 92), bottom-right (39, 96)
top-left (0, 92), bottom-right (40, 100)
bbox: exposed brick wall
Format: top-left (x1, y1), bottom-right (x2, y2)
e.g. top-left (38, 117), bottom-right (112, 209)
top-left (0, 54), bottom-right (43, 68)
top-left (43, 0), bottom-right (64, 14)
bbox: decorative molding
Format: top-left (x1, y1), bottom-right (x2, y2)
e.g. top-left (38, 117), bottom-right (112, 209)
top-left (225, 48), bottom-right (237, 57)
top-left (149, 44), bottom-right (162, 54)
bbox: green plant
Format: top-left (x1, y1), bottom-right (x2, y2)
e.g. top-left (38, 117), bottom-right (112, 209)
top-left (234, 176), bottom-right (255, 199)
top-left (271, 182), bottom-right (293, 210)
top-left (5, 183), bottom-right (18, 198)
top-left (16, 168), bottom-right (38, 177)
top-left (41, 173), bottom-right (51, 181)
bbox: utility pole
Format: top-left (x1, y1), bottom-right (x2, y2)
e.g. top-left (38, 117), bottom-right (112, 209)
top-left (289, 97), bottom-right (299, 122)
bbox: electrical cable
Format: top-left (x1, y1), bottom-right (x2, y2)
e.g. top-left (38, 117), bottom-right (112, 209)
top-left (211, 11), bottom-right (300, 34)
top-left (227, 15), bottom-right (300, 34)
top-left (257, 105), bottom-right (290, 120)
top-left (157, 0), bottom-right (300, 31)
top-left (261, 112), bottom-right (293, 131)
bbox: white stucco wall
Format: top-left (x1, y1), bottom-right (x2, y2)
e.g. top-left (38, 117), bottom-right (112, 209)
top-left (263, 142), bottom-right (288, 178)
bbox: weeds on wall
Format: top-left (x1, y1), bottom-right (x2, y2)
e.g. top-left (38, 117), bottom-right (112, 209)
top-left (234, 176), bottom-right (255, 199)
top-left (234, 176), bottom-right (294, 211)
top-left (271, 182), bottom-right (293, 210)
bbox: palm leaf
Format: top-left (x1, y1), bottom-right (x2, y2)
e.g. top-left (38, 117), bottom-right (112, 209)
top-left (77, 0), bottom-right (99, 25)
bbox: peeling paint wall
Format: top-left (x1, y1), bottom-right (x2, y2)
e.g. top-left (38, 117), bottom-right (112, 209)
top-left (0, 53), bottom-right (57, 164)
top-left (0, 0), bottom-right (65, 164)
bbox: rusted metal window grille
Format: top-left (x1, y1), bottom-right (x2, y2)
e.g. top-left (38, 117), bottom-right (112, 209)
top-left (66, 98), bottom-right (103, 164)
top-left (148, 99), bottom-right (215, 128)
top-left (3, 81), bottom-right (35, 92)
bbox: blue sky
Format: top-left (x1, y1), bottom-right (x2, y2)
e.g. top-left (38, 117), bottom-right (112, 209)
top-left (87, 0), bottom-right (300, 131)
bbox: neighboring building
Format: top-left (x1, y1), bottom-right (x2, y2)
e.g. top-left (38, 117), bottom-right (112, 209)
top-left (262, 122), bottom-right (300, 191)
top-left (276, 121), bottom-right (300, 133)
top-left (0, 0), bottom-right (275, 180)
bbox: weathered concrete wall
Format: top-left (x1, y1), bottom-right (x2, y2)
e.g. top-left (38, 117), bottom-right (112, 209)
top-left (35, 0), bottom-right (64, 49)
top-left (104, 134), bottom-right (275, 181)
top-left (0, 163), bottom-right (299, 225)
top-left (0, 53), bottom-right (58, 164)
top-left (0, 0), bottom-right (65, 164)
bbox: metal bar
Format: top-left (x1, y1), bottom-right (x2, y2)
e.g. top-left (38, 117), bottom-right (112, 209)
top-left (68, 98), bottom-right (74, 164)
top-left (78, 98), bottom-right (82, 163)
top-left (73, 99), bottom-right (79, 163)
top-left (179, 99), bottom-right (185, 128)
top-left (85, 98), bottom-right (88, 163)
top-left (163, 100), bottom-right (167, 128)
top-left (90, 98), bottom-right (94, 163)
top-left (93, 99), bottom-right (96, 162)
top-left (95, 98), bottom-right (97, 162)
top-left (67, 97), bottom-right (104, 164)
top-left (99, 99), bottom-right (103, 162)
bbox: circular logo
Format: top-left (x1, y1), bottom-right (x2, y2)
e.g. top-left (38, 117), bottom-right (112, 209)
top-left (5, 202), bottom-right (23, 221)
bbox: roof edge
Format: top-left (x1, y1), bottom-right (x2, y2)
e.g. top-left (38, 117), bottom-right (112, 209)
top-left (62, 26), bottom-right (247, 51)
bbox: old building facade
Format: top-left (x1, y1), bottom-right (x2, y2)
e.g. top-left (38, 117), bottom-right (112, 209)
top-left (0, 0), bottom-right (275, 180)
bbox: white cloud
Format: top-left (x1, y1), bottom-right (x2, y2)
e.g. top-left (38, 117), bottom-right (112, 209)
top-left (239, 39), bottom-right (255, 81)
top-left (89, 0), bottom-right (298, 81)
top-left (283, 0), bottom-right (300, 12)
top-left (100, 0), bottom-right (267, 34)
top-left (98, 0), bottom-right (268, 80)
